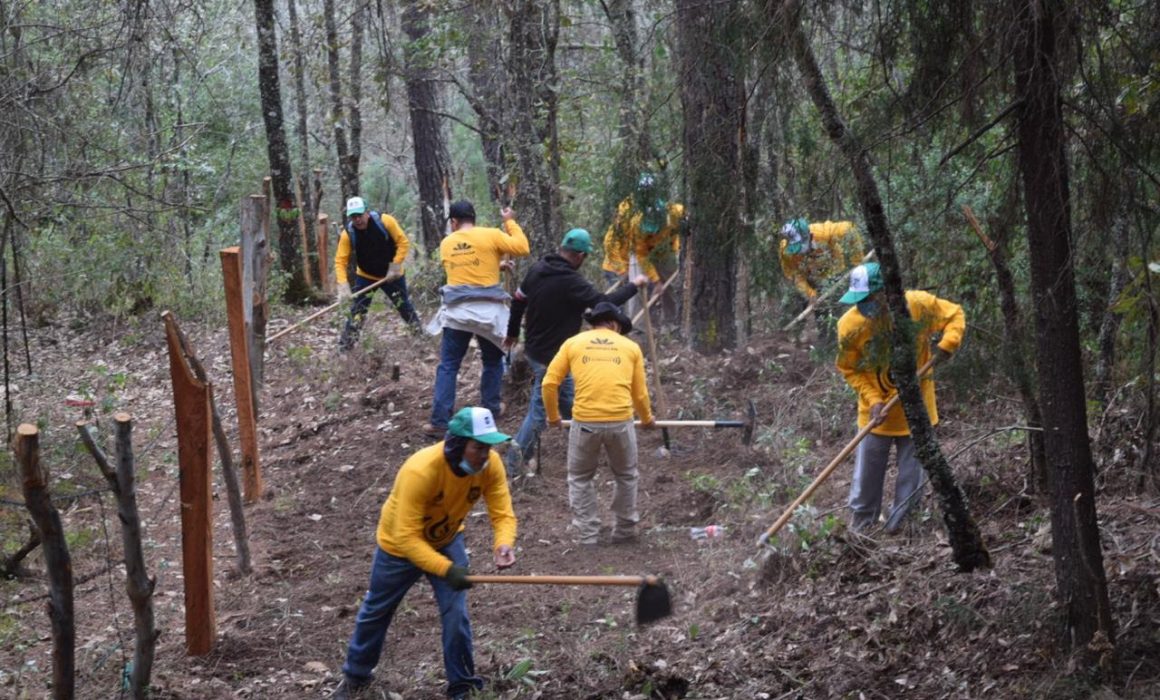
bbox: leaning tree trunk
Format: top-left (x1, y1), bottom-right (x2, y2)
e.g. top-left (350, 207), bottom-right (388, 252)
top-left (782, 0), bottom-right (990, 572)
top-left (1013, 0), bottom-right (1115, 661)
top-left (968, 182), bottom-right (1048, 492)
top-left (254, 0), bottom-right (309, 302)
top-left (505, 0), bottom-right (561, 254)
top-left (676, 0), bottom-right (743, 352)
top-left (402, 0), bottom-right (453, 251)
top-left (464, 0), bottom-right (508, 203)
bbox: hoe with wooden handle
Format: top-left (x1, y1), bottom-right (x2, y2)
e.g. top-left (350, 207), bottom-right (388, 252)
top-left (560, 400), bottom-right (756, 446)
top-left (756, 357), bottom-right (936, 547)
top-left (267, 276), bottom-right (391, 344)
top-left (465, 573), bottom-right (672, 625)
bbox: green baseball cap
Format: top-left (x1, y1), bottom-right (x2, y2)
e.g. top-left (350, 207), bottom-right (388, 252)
top-left (839, 262), bottom-right (884, 304)
top-left (447, 407), bottom-right (511, 445)
top-left (561, 228), bottom-right (593, 254)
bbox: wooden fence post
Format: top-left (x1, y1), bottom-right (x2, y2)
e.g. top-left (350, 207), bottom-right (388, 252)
top-left (295, 177), bottom-right (314, 288)
top-left (16, 423), bottom-right (75, 698)
top-left (163, 316), bottom-right (216, 656)
top-left (316, 213), bottom-right (332, 296)
top-left (77, 415), bottom-right (159, 699)
top-left (218, 251), bottom-right (263, 503)
top-left (241, 195), bottom-right (269, 404)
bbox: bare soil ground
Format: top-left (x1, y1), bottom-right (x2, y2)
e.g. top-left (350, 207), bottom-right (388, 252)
top-left (1, 307), bottom-right (1158, 699)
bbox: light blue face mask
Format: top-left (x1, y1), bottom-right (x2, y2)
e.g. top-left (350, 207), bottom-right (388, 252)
top-left (857, 299), bottom-right (882, 318)
top-left (458, 457), bottom-right (481, 476)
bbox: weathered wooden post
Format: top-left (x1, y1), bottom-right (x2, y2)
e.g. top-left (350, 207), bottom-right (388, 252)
top-left (16, 423), bottom-right (75, 698)
top-left (163, 316), bottom-right (216, 655)
top-left (241, 194), bottom-right (269, 401)
top-left (295, 177), bottom-right (314, 288)
top-left (316, 213), bottom-right (332, 296)
top-left (218, 251), bottom-right (263, 503)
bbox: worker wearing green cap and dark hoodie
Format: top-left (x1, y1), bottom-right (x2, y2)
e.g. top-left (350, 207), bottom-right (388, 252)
top-left (335, 406), bottom-right (517, 700)
top-left (504, 228), bottom-right (649, 475)
top-left (835, 263), bottom-right (965, 533)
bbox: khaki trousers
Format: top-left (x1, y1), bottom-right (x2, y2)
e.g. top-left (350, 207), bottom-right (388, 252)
top-left (566, 420), bottom-right (639, 543)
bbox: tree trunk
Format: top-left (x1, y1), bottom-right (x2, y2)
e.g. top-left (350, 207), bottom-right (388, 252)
top-left (402, 0), bottom-right (452, 252)
top-left (324, 0), bottom-right (358, 203)
top-left (464, 1), bottom-right (508, 203)
top-left (783, 0), bottom-right (990, 572)
top-left (254, 0), bottom-right (309, 302)
top-left (286, 0), bottom-right (317, 280)
top-left (1013, 0), bottom-right (1115, 661)
top-left (505, 0), bottom-right (561, 254)
top-left (676, 0), bottom-right (742, 352)
top-left (601, 0), bottom-right (650, 220)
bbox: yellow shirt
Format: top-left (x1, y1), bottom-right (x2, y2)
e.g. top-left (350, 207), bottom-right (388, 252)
top-left (836, 290), bottom-right (965, 436)
top-left (542, 327), bottom-right (654, 424)
top-left (778, 220), bottom-right (864, 298)
top-left (439, 221), bottom-right (530, 286)
top-left (333, 212), bottom-right (412, 285)
top-left (601, 199), bottom-right (684, 282)
top-left (375, 442), bottom-right (517, 576)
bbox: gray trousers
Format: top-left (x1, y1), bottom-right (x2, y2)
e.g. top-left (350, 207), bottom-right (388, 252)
top-left (566, 420), bottom-right (639, 543)
top-left (848, 433), bottom-right (926, 532)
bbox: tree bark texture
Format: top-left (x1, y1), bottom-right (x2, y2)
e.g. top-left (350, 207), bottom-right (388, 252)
top-left (1013, 0), bottom-right (1115, 658)
top-left (464, 1), bottom-right (508, 203)
top-left (403, 0), bottom-right (453, 252)
top-left (286, 0), bottom-right (318, 281)
top-left (676, 0), bottom-right (743, 352)
top-left (783, 0), bottom-right (990, 572)
top-left (601, 0), bottom-right (651, 219)
top-left (16, 424), bottom-right (75, 698)
top-left (77, 417), bottom-right (159, 700)
top-left (253, 0), bottom-right (309, 302)
top-left (505, 0), bottom-right (562, 254)
top-left (324, 0), bottom-right (359, 203)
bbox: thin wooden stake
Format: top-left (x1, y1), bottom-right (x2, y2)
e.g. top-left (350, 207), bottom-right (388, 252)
top-left (316, 213), bottom-right (332, 295)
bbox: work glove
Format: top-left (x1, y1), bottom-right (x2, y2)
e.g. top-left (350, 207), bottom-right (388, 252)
top-left (445, 565), bottom-right (473, 591)
top-left (631, 274), bottom-right (650, 289)
top-left (385, 263), bottom-right (403, 282)
top-left (337, 283), bottom-right (352, 301)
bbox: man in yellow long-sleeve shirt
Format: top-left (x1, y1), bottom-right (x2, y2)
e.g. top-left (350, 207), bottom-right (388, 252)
top-left (835, 263), bottom-right (965, 533)
top-left (543, 302), bottom-right (655, 545)
top-left (335, 407), bottom-right (516, 700)
top-left (335, 196), bottom-right (422, 351)
top-left (425, 200), bottom-right (530, 435)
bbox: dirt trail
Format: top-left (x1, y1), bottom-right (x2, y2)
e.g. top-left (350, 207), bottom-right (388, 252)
top-left (1, 313), bottom-right (1157, 699)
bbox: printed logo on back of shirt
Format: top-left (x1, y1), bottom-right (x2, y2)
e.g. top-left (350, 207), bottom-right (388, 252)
top-left (581, 354), bottom-right (621, 365)
top-left (453, 242), bottom-right (473, 253)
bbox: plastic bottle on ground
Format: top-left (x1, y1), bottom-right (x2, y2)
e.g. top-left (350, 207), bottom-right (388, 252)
top-left (690, 525), bottom-right (725, 540)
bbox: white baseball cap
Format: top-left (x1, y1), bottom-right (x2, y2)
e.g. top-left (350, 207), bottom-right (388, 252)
top-left (346, 196), bottom-right (367, 215)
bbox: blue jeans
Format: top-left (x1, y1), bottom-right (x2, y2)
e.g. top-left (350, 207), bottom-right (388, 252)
top-left (342, 534), bottom-right (482, 697)
top-left (430, 327), bottom-right (504, 429)
top-left (513, 356), bottom-right (573, 465)
top-left (342, 275), bottom-right (422, 347)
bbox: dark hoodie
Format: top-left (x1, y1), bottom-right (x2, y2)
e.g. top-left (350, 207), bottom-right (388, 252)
top-left (507, 253), bottom-right (639, 364)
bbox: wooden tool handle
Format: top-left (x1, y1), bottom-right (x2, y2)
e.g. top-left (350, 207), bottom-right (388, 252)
top-left (466, 574), bottom-right (657, 587)
top-left (267, 275), bottom-right (390, 344)
top-left (560, 419), bottom-right (740, 428)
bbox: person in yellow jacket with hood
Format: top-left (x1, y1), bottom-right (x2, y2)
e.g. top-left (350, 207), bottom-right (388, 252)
top-left (778, 217), bottom-right (865, 300)
top-left (335, 406), bottom-right (517, 700)
top-left (601, 172), bottom-right (684, 322)
top-left (334, 196), bottom-right (422, 350)
top-left (835, 263), bottom-right (964, 533)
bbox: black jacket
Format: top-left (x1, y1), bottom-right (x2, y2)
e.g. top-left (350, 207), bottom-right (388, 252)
top-left (507, 253), bottom-right (639, 364)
